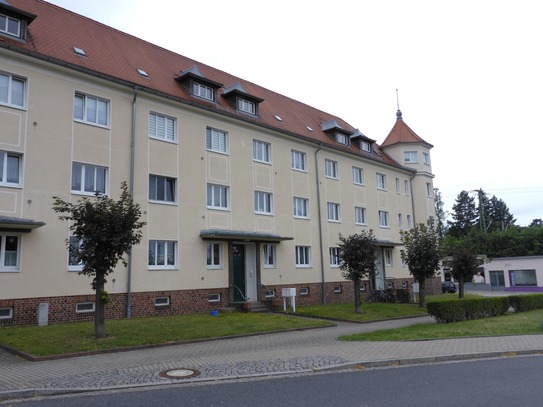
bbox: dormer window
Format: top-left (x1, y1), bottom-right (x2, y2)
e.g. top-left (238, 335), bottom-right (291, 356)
top-left (360, 140), bottom-right (372, 153)
top-left (222, 82), bottom-right (263, 116)
top-left (321, 120), bottom-right (353, 146)
top-left (176, 66), bottom-right (223, 103)
top-left (350, 129), bottom-right (375, 155)
top-left (0, 13), bottom-right (20, 37)
top-left (336, 133), bottom-right (349, 145)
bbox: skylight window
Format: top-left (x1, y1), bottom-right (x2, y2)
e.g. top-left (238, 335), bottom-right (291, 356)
top-left (73, 47), bottom-right (87, 57)
top-left (306, 126), bottom-right (314, 132)
top-left (274, 115), bottom-right (283, 122)
top-left (137, 68), bottom-right (149, 78)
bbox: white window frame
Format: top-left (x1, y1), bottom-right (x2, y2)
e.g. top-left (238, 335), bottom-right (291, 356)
top-left (295, 245), bottom-right (311, 268)
top-left (293, 196), bottom-right (309, 219)
top-left (254, 191), bottom-right (273, 214)
top-left (206, 127), bottom-right (228, 154)
top-left (252, 139), bottom-right (271, 163)
top-left (71, 162), bottom-right (107, 195)
top-left (300, 287), bottom-right (309, 296)
top-left (0, 72), bottom-right (25, 107)
top-left (76, 302), bottom-right (95, 313)
top-left (237, 98), bottom-right (256, 115)
top-left (291, 150), bottom-right (307, 171)
top-left (148, 240), bottom-right (177, 269)
top-left (207, 183), bottom-right (229, 210)
top-left (263, 244), bottom-right (276, 268)
top-left (426, 182), bottom-right (433, 197)
top-left (352, 166), bottom-right (364, 185)
top-left (407, 214), bottom-right (412, 229)
top-left (329, 247), bottom-right (341, 267)
top-left (155, 296), bottom-right (171, 307)
top-left (208, 293), bottom-right (221, 302)
top-left (265, 289), bottom-right (276, 298)
top-left (73, 92), bottom-right (109, 127)
top-left (0, 13), bottom-right (21, 37)
top-left (398, 213), bottom-right (404, 229)
top-left (404, 180), bottom-right (409, 195)
top-left (0, 234), bottom-right (20, 272)
top-left (395, 178), bottom-right (400, 193)
top-left (423, 152), bottom-right (430, 165)
top-left (68, 236), bottom-right (83, 271)
top-left (0, 307), bottom-right (13, 319)
top-left (355, 206), bottom-right (367, 225)
top-left (0, 151), bottom-right (21, 186)
top-left (336, 133), bottom-right (349, 145)
top-left (148, 112), bottom-right (176, 142)
top-left (149, 175), bottom-right (176, 203)
top-left (360, 140), bottom-right (372, 153)
top-left (206, 242), bottom-right (223, 269)
top-left (376, 173), bottom-right (387, 190)
top-left (379, 210), bottom-right (390, 228)
top-left (192, 82), bottom-right (214, 101)
top-left (385, 249), bottom-right (393, 266)
top-left (404, 151), bottom-right (418, 163)
top-left (324, 159), bottom-right (338, 179)
top-left (327, 202), bottom-right (341, 222)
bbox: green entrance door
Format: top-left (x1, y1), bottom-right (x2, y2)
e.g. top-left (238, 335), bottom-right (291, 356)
top-left (233, 244), bottom-right (246, 302)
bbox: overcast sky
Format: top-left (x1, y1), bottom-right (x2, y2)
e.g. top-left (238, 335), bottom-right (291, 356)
top-left (46, 0), bottom-right (543, 226)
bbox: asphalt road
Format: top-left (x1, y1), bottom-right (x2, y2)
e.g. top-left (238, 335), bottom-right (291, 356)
top-left (3, 355), bottom-right (543, 407)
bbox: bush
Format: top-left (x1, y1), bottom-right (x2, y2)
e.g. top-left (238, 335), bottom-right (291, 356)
top-left (427, 297), bottom-right (510, 323)
top-left (509, 294), bottom-right (543, 312)
top-left (427, 301), bottom-right (466, 323)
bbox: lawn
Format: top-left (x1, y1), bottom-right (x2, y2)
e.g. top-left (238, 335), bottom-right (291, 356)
top-left (0, 312), bottom-right (332, 357)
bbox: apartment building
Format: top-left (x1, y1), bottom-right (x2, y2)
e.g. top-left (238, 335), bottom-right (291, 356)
top-left (0, 0), bottom-right (435, 325)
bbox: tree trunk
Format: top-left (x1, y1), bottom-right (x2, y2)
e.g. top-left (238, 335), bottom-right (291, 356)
top-left (94, 271), bottom-right (107, 339)
top-left (458, 275), bottom-right (465, 299)
top-left (354, 278), bottom-right (362, 314)
top-left (418, 278), bottom-right (426, 308)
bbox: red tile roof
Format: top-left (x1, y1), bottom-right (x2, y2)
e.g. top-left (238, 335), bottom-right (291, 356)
top-left (381, 112), bottom-right (433, 148)
top-left (2, 0), bottom-right (423, 169)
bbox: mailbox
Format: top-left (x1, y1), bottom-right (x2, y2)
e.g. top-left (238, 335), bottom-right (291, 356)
top-left (282, 287), bottom-right (297, 312)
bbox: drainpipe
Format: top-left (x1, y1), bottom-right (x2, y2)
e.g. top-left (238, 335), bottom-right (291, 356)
top-left (127, 86), bottom-right (138, 318)
top-left (314, 145), bottom-right (326, 304)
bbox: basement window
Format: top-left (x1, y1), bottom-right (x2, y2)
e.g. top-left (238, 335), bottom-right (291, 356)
top-left (208, 293), bottom-right (221, 303)
top-left (265, 289), bottom-right (276, 298)
top-left (334, 286), bottom-right (342, 294)
top-left (0, 307), bottom-right (13, 319)
top-left (154, 296), bottom-right (170, 307)
top-left (76, 302), bottom-right (95, 313)
top-left (300, 287), bottom-right (309, 296)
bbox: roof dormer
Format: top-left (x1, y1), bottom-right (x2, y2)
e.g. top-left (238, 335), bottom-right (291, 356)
top-left (350, 129), bottom-right (376, 154)
top-left (0, 0), bottom-right (36, 41)
top-left (175, 66), bottom-right (223, 102)
top-left (222, 82), bottom-right (264, 116)
top-left (321, 120), bottom-right (353, 146)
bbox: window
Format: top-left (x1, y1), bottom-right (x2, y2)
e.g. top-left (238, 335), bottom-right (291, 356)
top-left (0, 307), bottom-right (13, 319)
top-left (385, 249), bottom-right (393, 266)
top-left (206, 242), bottom-right (222, 268)
top-left (376, 173), bottom-right (387, 190)
top-left (329, 247), bottom-right (341, 267)
top-left (334, 286), bottom-right (342, 293)
top-left (293, 197), bottom-right (309, 218)
top-left (68, 236), bottom-right (83, 271)
top-left (192, 82), bottom-right (214, 101)
top-left (0, 234), bottom-right (19, 271)
top-left (404, 151), bottom-right (418, 163)
top-left (206, 127), bottom-right (228, 153)
top-left (352, 167), bottom-right (364, 185)
top-left (509, 269), bottom-right (537, 287)
top-left (360, 140), bottom-right (372, 153)
top-left (379, 210), bottom-right (389, 228)
top-left (238, 98), bottom-right (256, 115)
top-left (148, 112), bottom-right (175, 141)
top-left (207, 183), bottom-right (229, 209)
top-left (0, 151), bottom-right (21, 186)
top-left (291, 150), bottom-right (307, 171)
top-left (398, 214), bottom-right (403, 229)
top-left (407, 214), bottom-right (412, 229)
top-left (76, 302), bottom-right (95, 313)
top-left (336, 133), bottom-right (349, 145)
top-left (395, 178), bottom-right (400, 193)
top-left (71, 162), bottom-right (107, 195)
top-left (155, 297), bottom-right (170, 307)
top-left (149, 175), bottom-right (176, 203)
top-left (148, 240), bottom-right (176, 268)
top-left (355, 206), bottom-right (367, 225)
top-left (300, 287), bottom-right (309, 296)
top-left (324, 159), bottom-right (338, 179)
top-left (404, 180), bottom-right (409, 195)
top-left (74, 93), bottom-right (109, 126)
top-left (0, 13), bottom-right (21, 37)
top-left (254, 191), bottom-right (273, 214)
top-left (265, 289), bottom-right (276, 298)
top-left (263, 244), bottom-right (276, 268)
top-left (253, 140), bottom-right (271, 163)
top-left (208, 293), bottom-right (221, 302)
top-left (327, 202), bottom-right (340, 222)
top-left (0, 72), bottom-right (25, 107)
top-left (426, 182), bottom-right (433, 197)
top-left (295, 245), bottom-right (311, 267)
top-left (423, 152), bottom-right (430, 165)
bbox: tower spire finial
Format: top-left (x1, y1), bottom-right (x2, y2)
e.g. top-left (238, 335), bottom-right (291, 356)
top-left (396, 89), bottom-right (403, 120)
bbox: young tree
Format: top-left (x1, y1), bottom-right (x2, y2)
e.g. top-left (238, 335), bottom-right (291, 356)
top-left (447, 190), bottom-right (478, 238)
top-left (400, 220), bottom-right (442, 307)
top-left (53, 182), bottom-right (145, 338)
top-left (445, 243), bottom-right (484, 298)
top-left (434, 188), bottom-right (447, 239)
top-left (338, 230), bottom-right (377, 314)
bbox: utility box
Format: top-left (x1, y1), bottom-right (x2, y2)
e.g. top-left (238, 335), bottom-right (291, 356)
top-left (282, 288), bottom-right (297, 312)
top-left (37, 302), bottom-right (49, 326)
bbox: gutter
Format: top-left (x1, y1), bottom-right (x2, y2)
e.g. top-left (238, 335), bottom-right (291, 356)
top-left (314, 145), bottom-right (326, 304)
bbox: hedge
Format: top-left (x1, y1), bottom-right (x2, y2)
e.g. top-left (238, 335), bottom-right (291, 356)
top-left (427, 296), bottom-right (511, 323)
top-left (508, 294), bottom-right (543, 312)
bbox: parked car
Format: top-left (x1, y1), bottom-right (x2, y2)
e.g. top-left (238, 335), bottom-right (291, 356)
top-left (442, 281), bottom-right (457, 293)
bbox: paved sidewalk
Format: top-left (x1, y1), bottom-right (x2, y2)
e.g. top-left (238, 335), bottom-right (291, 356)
top-left (1, 315), bottom-right (543, 401)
